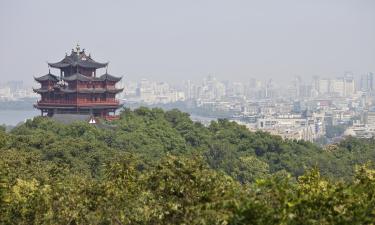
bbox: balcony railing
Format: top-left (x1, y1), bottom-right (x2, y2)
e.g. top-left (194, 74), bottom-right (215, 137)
top-left (104, 115), bottom-right (120, 121)
top-left (37, 99), bottom-right (120, 106)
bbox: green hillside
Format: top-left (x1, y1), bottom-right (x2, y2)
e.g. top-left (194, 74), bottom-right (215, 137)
top-left (1, 107), bottom-right (375, 224)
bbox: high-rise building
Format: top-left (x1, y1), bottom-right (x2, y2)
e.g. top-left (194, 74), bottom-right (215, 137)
top-left (343, 76), bottom-right (355, 97)
top-left (6, 81), bottom-right (23, 92)
top-left (360, 72), bottom-right (374, 92)
top-left (365, 107), bottom-right (375, 127)
top-left (315, 77), bottom-right (355, 97)
top-left (184, 80), bottom-right (193, 99)
top-left (318, 78), bottom-right (330, 95)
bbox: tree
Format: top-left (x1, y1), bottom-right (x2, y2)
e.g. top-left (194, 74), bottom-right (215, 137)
top-left (143, 155), bottom-right (243, 225)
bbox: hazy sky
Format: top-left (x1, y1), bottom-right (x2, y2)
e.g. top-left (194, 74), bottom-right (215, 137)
top-left (0, 0), bottom-right (374, 85)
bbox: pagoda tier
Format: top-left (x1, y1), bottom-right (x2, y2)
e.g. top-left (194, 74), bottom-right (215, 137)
top-left (33, 87), bottom-right (123, 94)
top-left (34, 72), bottom-right (59, 82)
top-left (62, 72), bottom-right (122, 82)
top-left (48, 45), bottom-right (108, 77)
top-left (35, 100), bottom-right (120, 108)
top-left (48, 49), bottom-right (107, 69)
top-left (34, 45), bottom-right (123, 118)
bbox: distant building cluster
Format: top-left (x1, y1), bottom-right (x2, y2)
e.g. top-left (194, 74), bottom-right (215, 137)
top-left (119, 79), bottom-right (185, 104)
top-left (4, 70), bottom-right (375, 142)
top-left (113, 71), bottom-right (375, 142)
top-left (344, 107), bottom-right (375, 138)
top-left (235, 111), bottom-right (325, 142)
top-left (0, 81), bottom-right (37, 101)
top-left (312, 76), bottom-right (356, 97)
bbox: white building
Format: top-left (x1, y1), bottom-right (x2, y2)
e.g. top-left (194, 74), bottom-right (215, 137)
top-left (315, 77), bottom-right (355, 97)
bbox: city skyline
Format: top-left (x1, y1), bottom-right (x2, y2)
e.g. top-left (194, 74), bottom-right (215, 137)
top-left (1, 0), bottom-right (375, 85)
top-left (2, 1), bottom-right (375, 222)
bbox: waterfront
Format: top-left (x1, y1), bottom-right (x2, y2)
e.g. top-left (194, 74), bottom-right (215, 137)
top-left (0, 108), bottom-right (216, 127)
top-left (0, 109), bottom-right (39, 126)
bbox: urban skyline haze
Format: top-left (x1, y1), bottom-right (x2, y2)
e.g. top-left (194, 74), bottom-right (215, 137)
top-left (0, 0), bottom-right (374, 85)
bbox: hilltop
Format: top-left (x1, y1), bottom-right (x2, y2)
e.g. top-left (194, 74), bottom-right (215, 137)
top-left (1, 107), bottom-right (375, 224)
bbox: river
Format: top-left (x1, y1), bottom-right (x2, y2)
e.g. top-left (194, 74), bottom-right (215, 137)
top-left (0, 108), bottom-right (217, 126)
top-left (0, 109), bottom-right (40, 126)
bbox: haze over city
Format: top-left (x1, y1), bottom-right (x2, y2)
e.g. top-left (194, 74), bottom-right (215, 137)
top-left (3, 1), bottom-right (375, 223)
top-left (1, 0), bottom-right (374, 85)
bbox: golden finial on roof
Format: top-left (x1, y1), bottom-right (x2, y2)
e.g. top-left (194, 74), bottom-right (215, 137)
top-left (75, 43), bottom-right (80, 54)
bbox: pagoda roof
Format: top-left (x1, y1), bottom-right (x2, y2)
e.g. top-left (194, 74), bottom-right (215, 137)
top-left (106, 88), bottom-right (124, 94)
top-left (35, 105), bottom-right (122, 110)
top-left (48, 46), bottom-right (108, 69)
top-left (33, 88), bottom-right (52, 93)
top-left (62, 72), bottom-right (122, 83)
top-left (97, 73), bottom-right (122, 82)
top-left (34, 72), bottom-right (59, 82)
top-left (59, 88), bottom-right (124, 94)
top-left (63, 73), bottom-right (92, 81)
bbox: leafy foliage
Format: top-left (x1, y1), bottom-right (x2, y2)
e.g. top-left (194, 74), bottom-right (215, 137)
top-left (1, 107), bottom-right (375, 224)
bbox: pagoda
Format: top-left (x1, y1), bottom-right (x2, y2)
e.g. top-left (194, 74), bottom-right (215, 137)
top-left (34, 45), bottom-right (123, 119)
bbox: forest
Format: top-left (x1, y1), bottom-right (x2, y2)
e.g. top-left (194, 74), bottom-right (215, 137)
top-left (1, 107), bottom-right (375, 224)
